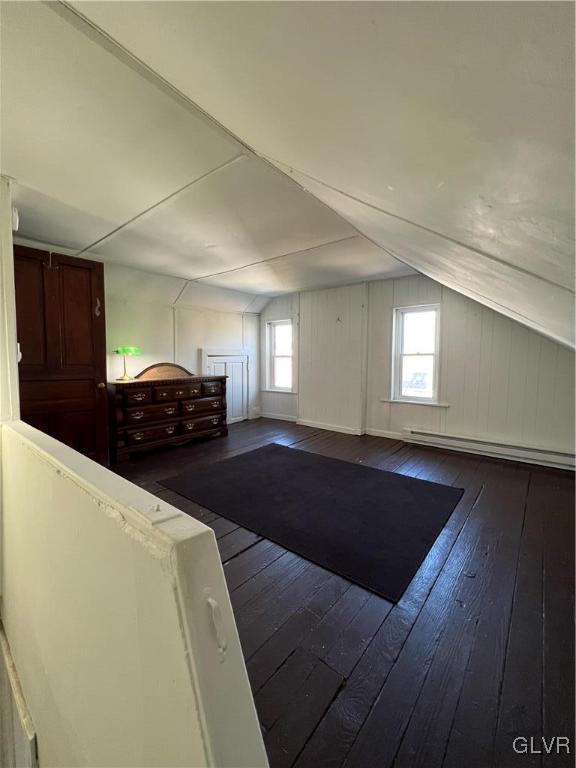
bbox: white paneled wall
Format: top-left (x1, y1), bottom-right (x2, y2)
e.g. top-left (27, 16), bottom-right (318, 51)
top-left (260, 295), bottom-right (299, 421)
top-left (108, 262), bottom-right (574, 462)
top-left (367, 275), bottom-right (575, 459)
top-left (175, 307), bottom-right (243, 374)
top-left (366, 276), bottom-right (444, 437)
top-left (105, 265), bottom-right (260, 417)
top-left (242, 313), bottom-right (261, 419)
top-left (298, 284), bottom-right (368, 434)
top-left (262, 275), bottom-right (574, 465)
top-left (175, 308), bottom-right (260, 418)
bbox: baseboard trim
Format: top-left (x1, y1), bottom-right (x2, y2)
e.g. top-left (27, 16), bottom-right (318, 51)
top-left (366, 428), bottom-right (405, 440)
top-left (261, 412), bottom-right (297, 422)
top-left (297, 419), bottom-right (363, 435)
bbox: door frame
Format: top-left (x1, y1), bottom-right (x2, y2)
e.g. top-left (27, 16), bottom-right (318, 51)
top-left (200, 348), bottom-right (250, 423)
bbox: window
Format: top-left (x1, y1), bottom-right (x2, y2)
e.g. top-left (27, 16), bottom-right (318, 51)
top-left (392, 305), bottom-right (440, 402)
top-left (267, 320), bottom-right (293, 391)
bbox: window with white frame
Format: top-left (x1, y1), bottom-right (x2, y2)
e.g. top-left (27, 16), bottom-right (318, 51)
top-left (392, 305), bottom-right (440, 402)
top-left (267, 319), bottom-right (293, 391)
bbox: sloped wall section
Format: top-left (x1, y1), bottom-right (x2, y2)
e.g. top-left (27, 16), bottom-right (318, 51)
top-left (284, 275), bottom-right (574, 465)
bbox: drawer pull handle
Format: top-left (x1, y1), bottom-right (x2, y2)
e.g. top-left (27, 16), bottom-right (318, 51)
top-left (132, 411), bottom-right (144, 420)
top-left (186, 423), bottom-right (194, 430)
top-left (211, 417), bottom-right (220, 425)
top-left (165, 407), bottom-right (176, 415)
top-left (133, 393), bottom-right (146, 401)
top-left (176, 390), bottom-right (185, 396)
top-left (166, 426), bottom-right (175, 435)
top-left (133, 432), bottom-right (144, 441)
top-left (211, 401), bottom-right (219, 408)
top-left (186, 404), bottom-right (195, 411)
top-left (159, 392), bottom-right (167, 398)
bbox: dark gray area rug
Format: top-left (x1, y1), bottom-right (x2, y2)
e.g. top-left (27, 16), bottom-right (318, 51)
top-left (161, 443), bottom-right (464, 602)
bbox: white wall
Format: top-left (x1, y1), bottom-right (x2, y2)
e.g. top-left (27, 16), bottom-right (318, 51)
top-left (105, 264), bottom-right (260, 417)
top-left (264, 275), bottom-right (575, 465)
top-left (298, 284), bottom-right (367, 434)
top-left (260, 294), bottom-right (299, 421)
top-left (175, 308), bottom-right (260, 418)
top-left (1, 421), bottom-right (267, 767)
top-left (366, 275), bottom-right (575, 458)
top-left (106, 297), bottom-right (174, 379)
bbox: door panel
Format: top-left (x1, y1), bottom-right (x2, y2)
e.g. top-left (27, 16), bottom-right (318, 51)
top-left (59, 264), bottom-right (95, 368)
top-left (227, 361), bottom-right (246, 423)
top-left (14, 245), bottom-right (109, 464)
top-left (14, 251), bottom-right (48, 371)
top-left (206, 355), bottom-right (248, 423)
top-left (20, 379), bottom-right (96, 405)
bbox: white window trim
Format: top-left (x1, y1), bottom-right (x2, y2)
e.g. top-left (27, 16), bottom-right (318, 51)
top-left (266, 319), bottom-right (294, 392)
top-left (391, 303), bottom-right (441, 404)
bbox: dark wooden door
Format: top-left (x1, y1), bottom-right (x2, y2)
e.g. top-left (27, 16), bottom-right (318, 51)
top-left (14, 245), bottom-right (109, 464)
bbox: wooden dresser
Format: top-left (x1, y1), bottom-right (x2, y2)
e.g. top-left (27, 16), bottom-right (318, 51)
top-left (109, 363), bottom-right (227, 461)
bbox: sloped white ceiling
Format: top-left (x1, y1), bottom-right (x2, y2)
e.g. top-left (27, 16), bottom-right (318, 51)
top-left (88, 154), bottom-right (355, 280)
top-left (1, 2), bottom-right (240, 241)
top-left (0, 0), bottom-right (412, 308)
top-left (104, 262), bottom-right (269, 313)
top-left (69, 0), bottom-right (575, 347)
top-left (203, 235), bottom-right (409, 294)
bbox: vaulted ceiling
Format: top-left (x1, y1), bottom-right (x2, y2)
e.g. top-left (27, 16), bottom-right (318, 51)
top-left (0, 0), bottom-right (411, 314)
top-left (1, 1), bottom-right (573, 346)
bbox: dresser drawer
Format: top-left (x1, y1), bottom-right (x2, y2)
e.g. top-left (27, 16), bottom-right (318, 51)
top-left (124, 388), bottom-right (151, 405)
top-left (125, 403), bottom-right (178, 424)
top-left (111, 371), bottom-right (227, 459)
top-left (181, 414), bottom-right (225, 433)
top-left (153, 383), bottom-right (201, 401)
top-left (180, 397), bottom-right (222, 416)
top-left (126, 422), bottom-right (179, 445)
top-left (202, 381), bottom-right (222, 396)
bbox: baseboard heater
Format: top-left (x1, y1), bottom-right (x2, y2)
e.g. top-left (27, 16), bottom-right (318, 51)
top-left (404, 428), bottom-right (575, 470)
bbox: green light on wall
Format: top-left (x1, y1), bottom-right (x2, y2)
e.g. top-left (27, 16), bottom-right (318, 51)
top-left (115, 346), bottom-right (141, 381)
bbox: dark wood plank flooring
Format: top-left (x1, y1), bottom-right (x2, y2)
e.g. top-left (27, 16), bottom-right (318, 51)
top-left (113, 418), bottom-right (575, 768)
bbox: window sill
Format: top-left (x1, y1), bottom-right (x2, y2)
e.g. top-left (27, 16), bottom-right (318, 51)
top-left (380, 398), bottom-right (450, 408)
top-left (262, 388), bottom-right (297, 395)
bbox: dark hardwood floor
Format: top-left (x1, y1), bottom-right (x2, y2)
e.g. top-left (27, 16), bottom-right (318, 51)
top-left (113, 418), bottom-right (575, 768)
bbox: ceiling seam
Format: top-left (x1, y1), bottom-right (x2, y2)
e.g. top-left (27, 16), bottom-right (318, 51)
top-left (265, 156), bottom-right (575, 296)
top-left (190, 235), bottom-right (360, 283)
top-left (73, 153), bottom-right (246, 257)
top-left (172, 280), bottom-right (191, 308)
top-left (51, 1), bottom-right (408, 279)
